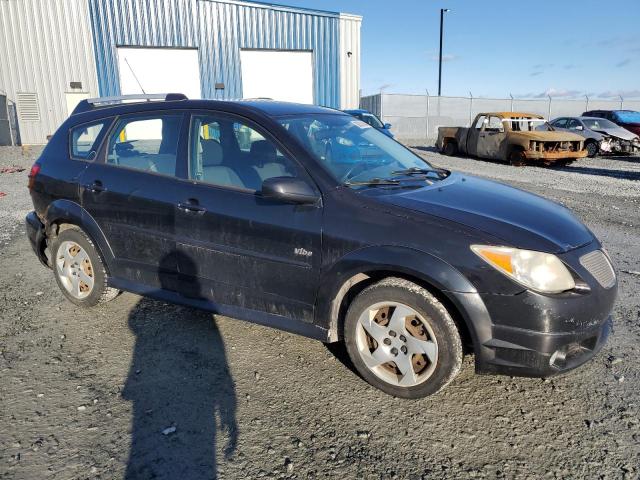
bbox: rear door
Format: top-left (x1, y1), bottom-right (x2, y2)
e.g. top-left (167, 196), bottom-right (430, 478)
top-left (174, 111), bottom-right (323, 323)
top-left (80, 111), bottom-right (187, 290)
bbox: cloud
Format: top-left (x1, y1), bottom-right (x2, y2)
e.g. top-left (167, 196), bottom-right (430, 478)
top-left (597, 89), bottom-right (640, 99)
top-left (616, 59), bottom-right (631, 67)
top-left (517, 88), bottom-right (583, 99)
top-left (532, 63), bottom-right (555, 69)
top-left (530, 71), bottom-right (543, 77)
top-left (535, 88), bottom-right (582, 99)
top-left (563, 64), bottom-right (578, 70)
top-left (429, 53), bottom-right (459, 62)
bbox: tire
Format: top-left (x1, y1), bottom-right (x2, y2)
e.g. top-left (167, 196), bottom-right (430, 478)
top-left (443, 141), bottom-right (458, 156)
top-left (343, 277), bottom-right (463, 398)
top-left (508, 150), bottom-right (527, 166)
top-left (585, 140), bottom-right (599, 158)
top-left (51, 227), bottom-right (119, 307)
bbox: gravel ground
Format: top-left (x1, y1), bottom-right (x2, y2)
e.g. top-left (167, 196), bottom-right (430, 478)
top-left (1, 146), bottom-right (639, 479)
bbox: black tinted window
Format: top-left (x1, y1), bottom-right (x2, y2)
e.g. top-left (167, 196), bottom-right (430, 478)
top-left (106, 114), bottom-right (183, 176)
top-left (70, 120), bottom-right (108, 160)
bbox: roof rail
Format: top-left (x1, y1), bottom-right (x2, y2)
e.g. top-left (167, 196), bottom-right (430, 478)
top-left (71, 93), bottom-right (188, 115)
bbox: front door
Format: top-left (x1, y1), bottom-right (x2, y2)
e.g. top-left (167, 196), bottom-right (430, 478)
top-left (174, 112), bottom-right (323, 323)
top-left (476, 115), bottom-right (506, 158)
top-left (466, 115), bottom-right (486, 157)
top-left (80, 111), bottom-right (187, 290)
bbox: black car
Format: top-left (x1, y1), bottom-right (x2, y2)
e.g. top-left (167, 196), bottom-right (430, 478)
top-left (26, 94), bottom-right (617, 398)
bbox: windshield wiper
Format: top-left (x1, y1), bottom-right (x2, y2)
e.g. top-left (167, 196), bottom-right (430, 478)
top-left (344, 177), bottom-right (401, 187)
top-left (391, 167), bottom-right (450, 178)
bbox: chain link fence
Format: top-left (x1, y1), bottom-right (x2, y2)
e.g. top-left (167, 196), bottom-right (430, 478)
top-left (360, 93), bottom-right (640, 145)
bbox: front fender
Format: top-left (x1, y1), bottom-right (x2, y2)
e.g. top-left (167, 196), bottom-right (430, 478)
top-left (44, 199), bottom-right (114, 265)
top-left (316, 245), bottom-right (481, 342)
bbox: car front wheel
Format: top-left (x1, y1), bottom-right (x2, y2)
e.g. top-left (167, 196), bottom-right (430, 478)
top-left (344, 277), bottom-right (463, 398)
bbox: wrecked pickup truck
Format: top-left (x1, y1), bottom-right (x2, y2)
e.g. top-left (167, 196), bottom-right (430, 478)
top-left (548, 116), bottom-right (640, 157)
top-left (437, 112), bottom-right (587, 165)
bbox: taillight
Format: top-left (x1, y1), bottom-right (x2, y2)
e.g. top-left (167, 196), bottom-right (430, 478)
top-left (28, 163), bottom-right (41, 189)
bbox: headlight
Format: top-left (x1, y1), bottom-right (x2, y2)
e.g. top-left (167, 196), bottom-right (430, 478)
top-left (471, 245), bottom-right (575, 293)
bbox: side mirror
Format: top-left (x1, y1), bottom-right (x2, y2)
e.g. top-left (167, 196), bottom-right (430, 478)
top-left (261, 177), bottom-right (320, 205)
top-left (575, 125), bottom-right (584, 131)
top-left (384, 123), bottom-right (392, 129)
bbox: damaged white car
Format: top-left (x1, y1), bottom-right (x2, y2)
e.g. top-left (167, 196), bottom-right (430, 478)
top-left (548, 116), bottom-right (640, 157)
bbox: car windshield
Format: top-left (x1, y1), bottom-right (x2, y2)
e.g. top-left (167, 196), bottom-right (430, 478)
top-left (615, 111), bottom-right (640, 123)
top-left (358, 113), bottom-right (384, 129)
top-left (582, 118), bottom-right (619, 130)
top-left (278, 114), bottom-right (440, 185)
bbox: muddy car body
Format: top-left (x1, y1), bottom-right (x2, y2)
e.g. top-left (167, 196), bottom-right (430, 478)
top-left (549, 116), bottom-right (640, 157)
top-left (26, 95), bottom-right (616, 398)
top-left (437, 112), bottom-right (588, 165)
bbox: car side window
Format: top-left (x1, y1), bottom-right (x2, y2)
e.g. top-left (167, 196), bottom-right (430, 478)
top-left (189, 114), bottom-right (298, 192)
top-left (486, 116), bottom-right (504, 132)
top-left (566, 119), bottom-right (580, 130)
top-left (106, 114), bottom-right (183, 176)
top-left (70, 120), bottom-right (109, 160)
top-left (474, 115), bottom-right (487, 129)
top-left (553, 118), bottom-right (567, 128)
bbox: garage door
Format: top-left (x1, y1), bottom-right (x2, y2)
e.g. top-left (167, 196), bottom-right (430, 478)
top-left (117, 47), bottom-right (201, 99)
top-left (240, 50), bottom-right (313, 104)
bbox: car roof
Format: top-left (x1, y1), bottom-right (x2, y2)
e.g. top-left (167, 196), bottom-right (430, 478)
top-left (481, 112), bottom-right (545, 119)
top-left (343, 109), bottom-right (371, 114)
top-left (72, 97), bottom-right (344, 121)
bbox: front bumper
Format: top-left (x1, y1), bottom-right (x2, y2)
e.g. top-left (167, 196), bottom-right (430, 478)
top-left (523, 149), bottom-right (588, 161)
top-left (25, 211), bottom-right (49, 267)
top-left (447, 244), bottom-right (617, 378)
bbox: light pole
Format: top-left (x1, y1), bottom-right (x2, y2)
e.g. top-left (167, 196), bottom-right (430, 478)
top-left (438, 8), bottom-right (450, 96)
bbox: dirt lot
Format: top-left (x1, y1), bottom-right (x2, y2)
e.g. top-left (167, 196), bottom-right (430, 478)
top-left (1, 147), bottom-right (639, 479)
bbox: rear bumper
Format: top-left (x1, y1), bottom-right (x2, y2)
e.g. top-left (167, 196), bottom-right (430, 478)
top-left (25, 211), bottom-right (49, 267)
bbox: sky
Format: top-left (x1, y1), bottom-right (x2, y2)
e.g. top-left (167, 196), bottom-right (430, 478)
top-left (281, 0), bottom-right (640, 99)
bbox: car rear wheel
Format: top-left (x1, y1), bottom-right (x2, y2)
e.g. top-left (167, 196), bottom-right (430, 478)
top-left (51, 228), bottom-right (119, 307)
top-left (343, 278), bottom-right (463, 398)
top-left (443, 141), bottom-right (458, 156)
top-left (585, 140), bottom-right (599, 158)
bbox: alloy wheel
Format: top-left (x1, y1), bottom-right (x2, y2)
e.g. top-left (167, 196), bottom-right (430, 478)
top-left (355, 301), bottom-right (438, 387)
top-left (55, 240), bottom-right (95, 299)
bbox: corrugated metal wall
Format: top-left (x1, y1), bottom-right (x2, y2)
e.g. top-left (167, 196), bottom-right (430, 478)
top-left (339, 14), bottom-right (361, 109)
top-left (88, 0), bottom-right (354, 108)
top-left (0, 0), bottom-right (99, 144)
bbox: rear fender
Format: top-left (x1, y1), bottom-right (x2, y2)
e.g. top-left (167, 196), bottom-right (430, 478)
top-left (44, 199), bottom-right (114, 265)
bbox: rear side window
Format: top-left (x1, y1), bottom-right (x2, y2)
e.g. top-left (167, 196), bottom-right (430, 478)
top-left (106, 113), bottom-right (183, 176)
top-left (70, 120), bottom-right (109, 160)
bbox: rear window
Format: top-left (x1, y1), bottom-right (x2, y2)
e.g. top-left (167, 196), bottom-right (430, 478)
top-left (70, 120), bottom-right (109, 160)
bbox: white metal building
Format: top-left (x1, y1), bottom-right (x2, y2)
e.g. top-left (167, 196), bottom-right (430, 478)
top-left (0, 0), bottom-right (362, 145)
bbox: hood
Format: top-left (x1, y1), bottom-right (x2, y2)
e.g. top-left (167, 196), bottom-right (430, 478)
top-left (512, 131), bottom-right (585, 142)
top-left (592, 127), bottom-right (639, 141)
top-left (377, 173), bottom-right (593, 253)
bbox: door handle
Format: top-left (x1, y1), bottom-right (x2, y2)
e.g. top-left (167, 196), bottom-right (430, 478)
top-left (84, 181), bottom-right (105, 193)
top-left (177, 200), bottom-right (207, 214)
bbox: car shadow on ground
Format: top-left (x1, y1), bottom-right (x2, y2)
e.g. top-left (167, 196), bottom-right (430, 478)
top-left (123, 252), bottom-right (237, 479)
top-left (410, 145), bottom-right (439, 153)
top-left (551, 165), bottom-right (640, 180)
